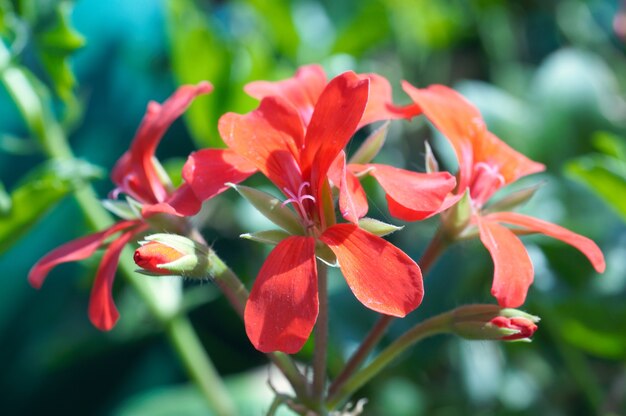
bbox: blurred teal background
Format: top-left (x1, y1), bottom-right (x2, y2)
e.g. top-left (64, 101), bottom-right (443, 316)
top-left (1, 0), bottom-right (625, 415)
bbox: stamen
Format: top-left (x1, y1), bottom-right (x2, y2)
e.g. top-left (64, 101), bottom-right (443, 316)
top-left (281, 182), bottom-right (316, 226)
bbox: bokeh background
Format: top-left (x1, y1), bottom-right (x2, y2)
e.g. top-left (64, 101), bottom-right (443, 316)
top-left (1, 0), bottom-right (625, 415)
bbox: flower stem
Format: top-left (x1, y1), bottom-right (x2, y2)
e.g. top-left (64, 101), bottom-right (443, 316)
top-left (313, 261), bottom-right (329, 407)
top-left (326, 228), bottom-right (449, 401)
top-left (326, 311), bottom-right (453, 409)
top-left (165, 315), bottom-right (237, 416)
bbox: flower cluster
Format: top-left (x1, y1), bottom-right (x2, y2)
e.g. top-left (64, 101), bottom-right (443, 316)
top-left (30, 65), bottom-right (605, 355)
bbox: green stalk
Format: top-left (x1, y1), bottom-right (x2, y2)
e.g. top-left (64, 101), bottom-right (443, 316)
top-left (326, 312), bottom-right (453, 409)
top-left (312, 261), bottom-right (329, 410)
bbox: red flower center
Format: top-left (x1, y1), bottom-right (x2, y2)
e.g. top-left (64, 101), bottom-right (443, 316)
top-left (470, 162), bottom-right (505, 208)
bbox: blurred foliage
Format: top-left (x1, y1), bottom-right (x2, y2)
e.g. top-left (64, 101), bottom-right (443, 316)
top-left (1, 0), bottom-right (626, 415)
top-left (0, 158), bottom-right (101, 252)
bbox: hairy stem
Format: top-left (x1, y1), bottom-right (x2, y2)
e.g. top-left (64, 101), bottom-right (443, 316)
top-left (327, 312), bottom-right (453, 409)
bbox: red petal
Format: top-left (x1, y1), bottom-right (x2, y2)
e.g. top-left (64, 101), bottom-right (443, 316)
top-left (244, 236), bottom-right (318, 353)
top-left (358, 73), bottom-right (421, 128)
top-left (89, 227), bottom-right (142, 330)
top-left (244, 64), bottom-right (327, 126)
top-left (476, 216), bottom-right (533, 308)
top-left (301, 72), bottom-right (369, 192)
top-left (28, 220), bottom-right (139, 289)
top-left (219, 97), bottom-right (305, 193)
top-left (329, 153), bottom-right (368, 223)
top-left (485, 212), bottom-right (606, 273)
top-left (111, 82), bottom-right (213, 203)
top-left (181, 148), bottom-right (257, 202)
top-left (142, 184), bottom-right (203, 217)
top-left (368, 164), bottom-right (456, 221)
top-left (475, 131), bottom-right (545, 184)
top-left (320, 224), bottom-right (423, 316)
top-left (402, 82), bottom-right (478, 191)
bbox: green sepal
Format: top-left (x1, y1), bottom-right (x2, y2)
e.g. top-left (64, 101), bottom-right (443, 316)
top-left (125, 196), bottom-right (144, 219)
top-left (358, 217), bottom-right (403, 237)
top-left (240, 229), bottom-right (291, 246)
top-left (500, 308), bottom-right (540, 323)
top-left (228, 183), bottom-right (303, 235)
top-left (101, 199), bottom-right (140, 220)
top-left (456, 322), bottom-right (521, 340)
top-left (484, 184), bottom-right (542, 214)
top-left (443, 189), bottom-right (472, 236)
top-left (424, 141), bottom-right (439, 174)
top-left (348, 121), bottom-right (389, 165)
top-left (316, 241), bottom-right (338, 267)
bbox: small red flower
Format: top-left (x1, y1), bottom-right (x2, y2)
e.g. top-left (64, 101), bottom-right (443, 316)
top-left (29, 83), bottom-right (215, 330)
top-left (215, 71), bottom-right (425, 353)
top-left (400, 83), bottom-right (605, 307)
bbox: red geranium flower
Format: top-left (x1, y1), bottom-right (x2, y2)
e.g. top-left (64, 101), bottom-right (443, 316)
top-left (399, 83), bottom-right (606, 307)
top-left (27, 83), bottom-right (234, 330)
top-left (243, 64), bottom-right (456, 224)
top-left (213, 72), bottom-right (426, 353)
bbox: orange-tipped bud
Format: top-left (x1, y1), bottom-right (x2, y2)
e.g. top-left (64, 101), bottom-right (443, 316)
top-left (134, 234), bottom-right (209, 278)
top-left (134, 242), bottom-right (186, 275)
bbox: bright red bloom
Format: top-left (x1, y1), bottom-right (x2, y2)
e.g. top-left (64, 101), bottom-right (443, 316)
top-left (244, 64), bottom-right (456, 224)
top-left (29, 83), bottom-right (214, 330)
top-left (401, 83), bottom-right (605, 307)
top-left (217, 71), bottom-right (424, 353)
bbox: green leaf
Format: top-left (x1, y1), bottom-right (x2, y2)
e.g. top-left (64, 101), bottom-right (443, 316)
top-left (0, 159), bottom-right (102, 253)
top-left (33, 1), bottom-right (85, 102)
top-left (165, 0), bottom-right (232, 148)
top-left (245, 0), bottom-right (299, 59)
top-left (332, 0), bottom-right (391, 56)
top-left (566, 132), bottom-right (626, 222)
top-left (0, 181), bottom-right (10, 215)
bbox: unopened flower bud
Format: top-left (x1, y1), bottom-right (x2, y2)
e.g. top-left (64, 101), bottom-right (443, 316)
top-left (451, 304), bottom-right (539, 342)
top-left (134, 234), bottom-right (209, 279)
top-left (489, 316), bottom-right (538, 341)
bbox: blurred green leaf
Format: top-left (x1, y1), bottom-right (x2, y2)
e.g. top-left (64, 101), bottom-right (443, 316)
top-left (566, 132), bottom-right (626, 221)
top-left (332, 0), bottom-right (390, 56)
top-left (166, 0), bottom-right (232, 148)
top-left (245, 0), bottom-right (299, 59)
top-left (0, 159), bottom-right (102, 253)
top-left (33, 1), bottom-right (85, 102)
top-left (0, 181), bottom-right (10, 214)
top-left (0, 46), bottom-right (71, 157)
top-left (115, 369), bottom-right (295, 416)
top-left (555, 300), bottom-right (626, 360)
